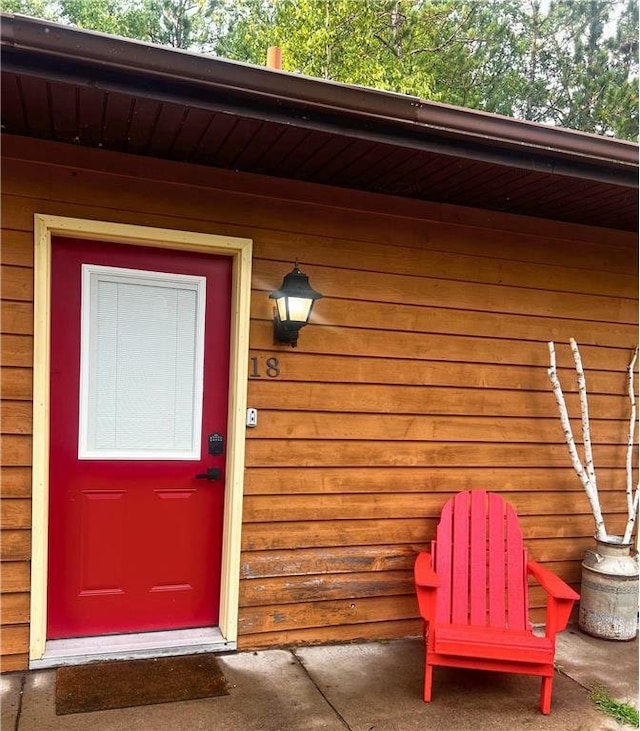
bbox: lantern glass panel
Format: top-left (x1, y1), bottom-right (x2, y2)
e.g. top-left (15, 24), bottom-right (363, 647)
top-left (275, 296), bottom-right (288, 322)
top-left (286, 296), bottom-right (313, 322)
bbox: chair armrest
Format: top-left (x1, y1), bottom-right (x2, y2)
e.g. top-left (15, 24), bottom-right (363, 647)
top-left (528, 560), bottom-right (579, 600)
top-left (414, 552), bottom-right (439, 622)
top-left (527, 560), bottom-right (579, 636)
top-left (415, 551), bottom-right (439, 587)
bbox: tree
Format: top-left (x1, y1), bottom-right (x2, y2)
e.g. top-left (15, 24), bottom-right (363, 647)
top-left (149, 0), bottom-right (223, 50)
top-left (420, 0), bottom-right (529, 114)
top-left (541, 0), bottom-right (639, 136)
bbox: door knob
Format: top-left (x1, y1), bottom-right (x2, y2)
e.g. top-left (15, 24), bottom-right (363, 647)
top-left (195, 467), bottom-right (222, 481)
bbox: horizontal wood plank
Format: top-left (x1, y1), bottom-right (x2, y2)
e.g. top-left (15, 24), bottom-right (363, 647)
top-left (247, 353), bottom-right (632, 392)
top-left (0, 530), bottom-right (31, 561)
top-left (238, 594), bottom-right (419, 635)
top-left (241, 515), bottom-right (628, 552)
top-left (0, 500), bottom-right (31, 530)
top-left (0, 229), bottom-right (34, 267)
top-left (0, 368), bottom-right (32, 400)
top-left (245, 440), bottom-right (630, 469)
top-left (243, 490), bottom-right (628, 523)
top-left (0, 266), bottom-right (32, 302)
top-left (252, 297), bottom-right (638, 349)
top-left (240, 545), bottom-right (418, 579)
top-left (237, 618), bottom-right (422, 650)
top-left (0, 562), bottom-right (31, 593)
top-left (241, 518), bottom-right (432, 551)
top-left (245, 412), bottom-right (629, 444)
top-left (525, 536), bottom-right (595, 562)
top-left (0, 335), bottom-right (32, 367)
top-left (0, 653), bottom-right (28, 672)
top-left (0, 592), bottom-right (30, 625)
top-left (1, 402), bottom-right (32, 434)
top-left (0, 468), bottom-right (32, 498)
top-left (251, 321), bottom-right (637, 366)
top-left (240, 570), bottom-right (414, 607)
top-left (0, 436), bottom-right (32, 467)
top-left (0, 625), bottom-right (29, 657)
top-left (243, 466), bottom-right (628, 495)
top-left (1, 301), bottom-right (33, 335)
top-left (246, 382), bottom-right (630, 419)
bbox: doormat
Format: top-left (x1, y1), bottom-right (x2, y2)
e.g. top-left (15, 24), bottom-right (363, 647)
top-left (55, 654), bottom-right (229, 715)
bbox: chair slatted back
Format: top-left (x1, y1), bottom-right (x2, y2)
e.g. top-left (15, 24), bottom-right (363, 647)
top-left (432, 491), bottom-right (529, 630)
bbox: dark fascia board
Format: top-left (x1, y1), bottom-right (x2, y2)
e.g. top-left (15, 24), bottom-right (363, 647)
top-left (2, 12), bottom-right (639, 182)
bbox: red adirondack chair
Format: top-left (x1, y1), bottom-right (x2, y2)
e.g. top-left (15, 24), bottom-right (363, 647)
top-left (414, 490), bottom-right (579, 715)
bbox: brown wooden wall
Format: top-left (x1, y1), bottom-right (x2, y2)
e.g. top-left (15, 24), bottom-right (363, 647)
top-left (1, 134), bottom-right (637, 670)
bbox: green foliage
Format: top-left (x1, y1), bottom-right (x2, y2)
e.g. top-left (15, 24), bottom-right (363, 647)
top-left (4, 0), bottom-right (224, 49)
top-left (55, 0), bottom-right (154, 39)
top-left (542, 0), bottom-right (639, 137)
top-left (148, 0), bottom-right (224, 50)
top-left (0, 0), bottom-right (57, 18)
top-left (216, 0), bottom-right (439, 97)
top-left (590, 684), bottom-right (639, 727)
top-left (2, 0), bottom-right (638, 140)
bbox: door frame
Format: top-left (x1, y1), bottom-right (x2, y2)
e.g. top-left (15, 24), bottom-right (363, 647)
top-left (29, 214), bottom-right (252, 664)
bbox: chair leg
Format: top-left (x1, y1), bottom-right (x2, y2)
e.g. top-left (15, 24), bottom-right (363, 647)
top-left (423, 663), bottom-right (434, 703)
top-left (540, 674), bottom-right (553, 715)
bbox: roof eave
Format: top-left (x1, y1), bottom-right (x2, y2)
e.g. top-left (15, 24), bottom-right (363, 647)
top-left (2, 12), bottom-right (638, 176)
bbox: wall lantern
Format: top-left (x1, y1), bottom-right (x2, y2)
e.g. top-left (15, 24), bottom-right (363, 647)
top-left (269, 262), bottom-right (323, 347)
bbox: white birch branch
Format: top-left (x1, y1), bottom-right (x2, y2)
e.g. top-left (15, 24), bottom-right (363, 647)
top-left (570, 338), bottom-right (597, 489)
top-left (547, 341), bottom-right (607, 540)
top-left (623, 346), bottom-right (639, 544)
top-left (623, 489), bottom-right (639, 545)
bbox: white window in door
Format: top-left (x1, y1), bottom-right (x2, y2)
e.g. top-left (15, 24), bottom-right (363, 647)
top-left (78, 265), bottom-right (206, 460)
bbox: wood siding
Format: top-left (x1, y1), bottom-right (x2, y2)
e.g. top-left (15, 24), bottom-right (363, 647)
top-left (1, 134), bottom-right (637, 669)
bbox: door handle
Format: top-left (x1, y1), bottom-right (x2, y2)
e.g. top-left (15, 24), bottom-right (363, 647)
top-left (195, 467), bottom-right (222, 481)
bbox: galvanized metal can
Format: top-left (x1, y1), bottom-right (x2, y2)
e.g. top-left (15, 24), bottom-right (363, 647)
top-left (579, 537), bottom-right (639, 641)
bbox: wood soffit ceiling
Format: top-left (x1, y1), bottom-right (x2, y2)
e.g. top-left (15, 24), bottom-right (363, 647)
top-left (2, 13), bottom-right (639, 231)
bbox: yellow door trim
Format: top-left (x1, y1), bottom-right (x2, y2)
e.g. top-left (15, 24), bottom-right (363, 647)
top-left (30, 214), bottom-right (252, 662)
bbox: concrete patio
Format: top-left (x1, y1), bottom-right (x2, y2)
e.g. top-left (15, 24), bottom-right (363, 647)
top-left (1, 626), bottom-right (637, 731)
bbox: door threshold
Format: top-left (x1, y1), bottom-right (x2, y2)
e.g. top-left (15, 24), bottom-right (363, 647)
top-left (31, 627), bottom-right (235, 669)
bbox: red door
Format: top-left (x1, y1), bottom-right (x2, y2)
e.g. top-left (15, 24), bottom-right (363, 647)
top-left (47, 237), bottom-right (232, 639)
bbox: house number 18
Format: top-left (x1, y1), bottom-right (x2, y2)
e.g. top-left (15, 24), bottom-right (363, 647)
top-left (250, 356), bottom-right (280, 378)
